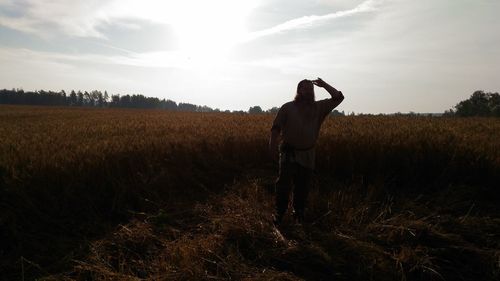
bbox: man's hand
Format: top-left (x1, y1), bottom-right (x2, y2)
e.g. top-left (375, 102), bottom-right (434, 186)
top-left (269, 145), bottom-right (279, 162)
top-left (269, 129), bottom-right (280, 162)
top-left (312, 77), bottom-right (328, 88)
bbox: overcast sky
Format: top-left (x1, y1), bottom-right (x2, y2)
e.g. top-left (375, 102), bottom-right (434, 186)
top-left (1, 0), bottom-right (499, 113)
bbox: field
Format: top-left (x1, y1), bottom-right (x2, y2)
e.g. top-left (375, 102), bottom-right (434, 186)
top-left (1, 105), bottom-right (499, 281)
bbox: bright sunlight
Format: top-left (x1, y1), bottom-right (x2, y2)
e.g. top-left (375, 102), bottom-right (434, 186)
top-left (113, 0), bottom-right (260, 67)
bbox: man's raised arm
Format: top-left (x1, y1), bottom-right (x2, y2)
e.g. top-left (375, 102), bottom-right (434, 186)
top-left (313, 77), bottom-right (344, 103)
top-left (313, 78), bottom-right (344, 117)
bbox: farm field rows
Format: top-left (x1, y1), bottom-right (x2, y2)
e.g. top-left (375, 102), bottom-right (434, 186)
top-left (0, 105), bottom-right (499, 280)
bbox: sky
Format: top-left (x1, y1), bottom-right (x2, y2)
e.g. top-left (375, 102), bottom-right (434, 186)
top-left (0, 0), bottom-right (499, 113)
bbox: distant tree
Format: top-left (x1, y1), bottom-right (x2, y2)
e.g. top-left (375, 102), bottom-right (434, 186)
top-left (443, 108), bottom-right (455, 117)
top-left (95, 91), bottom-right (104, 107)
top-left (492, 105), bottom-right (500, 117)
top-left (163, 99), bottom-right (177, 110)
top-left (487, 92), bottom-right (500, 117)
top-left (130, 94), bottom-right (144, 108)
top-left (449, 90), bottom-right (500, 117)
top-left (83, 91), bottom-right (92, 106)
top-left (103, 91), bottom-right (109, 106)
top-left (120, 95), bottom-right (131, 107)
top-left (69, 90), bottom-right (77, 106)
top-left (60, 90), bottom-right (67, 105)
top-left (197, 105), bottom-right (214, 112)
top-left (330, 109), bottom-right (345, 116)
top-left (178, 102), bottom-right (197, 112)
top-left (77, 91), bottom-right (84, 106)
top-left (110, 94), bottom-right (120, 107)
top-left (266, 107), bottom-right (279, 114)
top-left (249, 106), bottom-right (263, 114)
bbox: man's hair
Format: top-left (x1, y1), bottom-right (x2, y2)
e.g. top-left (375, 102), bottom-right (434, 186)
top-left (294, 79), bottom-right (315, 104)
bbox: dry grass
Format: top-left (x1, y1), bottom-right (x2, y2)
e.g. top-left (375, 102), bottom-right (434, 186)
top-left (47, 176), bottom-right (499, 281)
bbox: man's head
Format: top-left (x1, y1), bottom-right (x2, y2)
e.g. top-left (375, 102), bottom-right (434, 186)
top-left (294, 79), bottom-right (315, 104)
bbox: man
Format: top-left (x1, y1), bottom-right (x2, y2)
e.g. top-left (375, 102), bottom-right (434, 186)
top-left (269, 78), bottom-right (344, 225)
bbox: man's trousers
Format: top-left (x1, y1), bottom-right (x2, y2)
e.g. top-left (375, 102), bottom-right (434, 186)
top-left (275, 161), bottom-right (313, 222)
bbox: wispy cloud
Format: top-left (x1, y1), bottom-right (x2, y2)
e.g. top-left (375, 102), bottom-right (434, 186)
top-left (0, 46), bottom-right (200, 71)
top-left (0, 0), bottom-right (113, 38)
top-left (242, 0), bottom-right (380, 42)
top-left (0, 0), bottom-right (261, 39)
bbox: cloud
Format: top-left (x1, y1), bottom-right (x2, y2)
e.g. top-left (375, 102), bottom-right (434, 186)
top-left (0, 0), bottom-right (178, 38)
top-left (0, 0), bottom-right (114, 38)
top-left (0, 45), bottom-right (201, 71)
top-left (0, 0), bottom-right (262, 39)
top-left (242, 0), bottom-right (380, 42)
top-left (0, 0), bottom-right (377, 41)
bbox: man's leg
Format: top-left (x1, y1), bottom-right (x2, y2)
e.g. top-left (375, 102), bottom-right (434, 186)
top-left (275, 161), bottom-right (294, 225)
top-left (292, 165), bottom-right (313, 223)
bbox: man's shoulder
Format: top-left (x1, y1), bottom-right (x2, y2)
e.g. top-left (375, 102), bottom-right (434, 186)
top-left (281, 101), bottom-right (294, 109)
top-left (315, 98), bottom-right (336, 108)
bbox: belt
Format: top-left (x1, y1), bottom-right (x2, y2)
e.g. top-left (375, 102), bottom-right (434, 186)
top-left (280, 142), bottom-right (315, 152)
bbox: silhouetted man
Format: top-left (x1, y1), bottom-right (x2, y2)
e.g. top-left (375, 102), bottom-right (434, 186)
top-left (269, 78), bottom-right (344, 225)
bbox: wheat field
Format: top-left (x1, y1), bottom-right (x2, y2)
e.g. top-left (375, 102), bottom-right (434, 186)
top-left (1, 105), bottom-right (499, 280)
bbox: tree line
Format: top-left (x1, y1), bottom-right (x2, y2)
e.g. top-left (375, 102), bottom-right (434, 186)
top-left (0, 89), bottom-right (240, 113)
top-left (0, 88), bottom-right (346, 115)
top-left (3, 88), bottom-right (498, 116)
top-left (0, 89), bottom-right (209, 111)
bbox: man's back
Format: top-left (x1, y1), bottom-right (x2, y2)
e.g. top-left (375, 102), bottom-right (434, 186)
top-left (273, 98), bottom-right (340, 149)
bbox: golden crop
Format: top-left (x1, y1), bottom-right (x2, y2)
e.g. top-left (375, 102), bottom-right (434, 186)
top-left (1, 105), bottom-right (499, 187)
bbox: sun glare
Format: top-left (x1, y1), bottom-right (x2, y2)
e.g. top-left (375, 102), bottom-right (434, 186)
top-left (115, 0), bottom-right (260, 68)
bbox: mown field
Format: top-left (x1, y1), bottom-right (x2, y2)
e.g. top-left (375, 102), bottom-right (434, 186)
top-left (0, 105), bottom-right (499, 281)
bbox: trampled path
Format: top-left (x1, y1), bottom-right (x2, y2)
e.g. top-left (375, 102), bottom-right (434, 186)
top-left (58, 171), bottom-right (500, 280)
